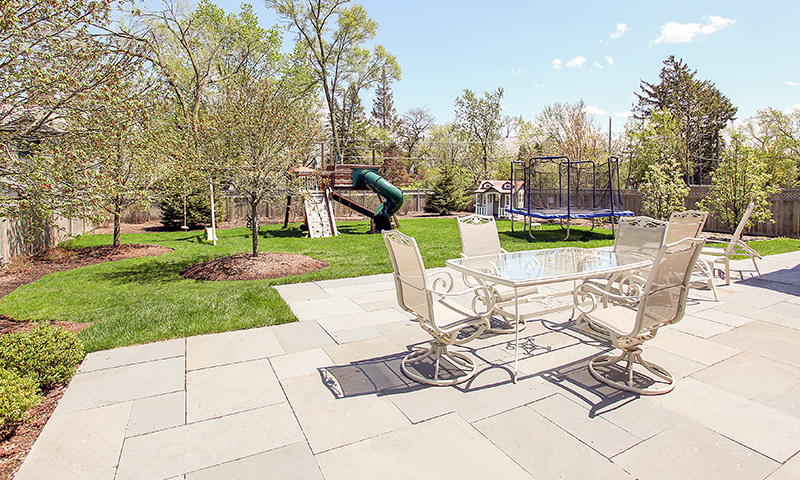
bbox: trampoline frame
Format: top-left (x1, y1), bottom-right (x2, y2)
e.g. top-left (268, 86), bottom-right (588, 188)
top-left (509, 155), bottom-right (633, 240)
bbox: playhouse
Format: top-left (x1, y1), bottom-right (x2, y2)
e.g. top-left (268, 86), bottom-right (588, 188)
top-left (472, 180), bottom-right (522, 219)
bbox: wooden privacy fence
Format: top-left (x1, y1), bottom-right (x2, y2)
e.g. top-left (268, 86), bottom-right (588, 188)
top-left (0, 215), bottom-right (92, 262)
top-left (2, 187), bottom-right (798, 262)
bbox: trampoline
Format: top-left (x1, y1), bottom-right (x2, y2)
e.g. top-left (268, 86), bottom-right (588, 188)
top-left (509, 155), bottom-right (634, 240)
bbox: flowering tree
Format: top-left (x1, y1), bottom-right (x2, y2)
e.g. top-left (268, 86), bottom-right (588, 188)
top-left (43, 75), bottom-right (169, 246)
top-left (0, 0), bottom-right (142, 228)
top-left (699, 132), bottom-right (779, 231)
top-left (204, 63), bottom-right (320, 256)
top-left (638, 158), bottom-right (689, 221)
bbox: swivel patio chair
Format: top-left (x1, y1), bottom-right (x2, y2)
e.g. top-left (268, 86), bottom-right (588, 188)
top-left (584, 216), bottom-right (668, 308)
top-left (456, 214), bottom-right (537, 333)
top-left (383, 230), bottom-right (494, 386)
top-left (457, 214), bottom-right (508, 258)
top-left (665, 210), bottom-right (716, 300)
top-left (700, 202), bottom-right (761, 284)
top-left (574, 236), bottom-right (706, 395)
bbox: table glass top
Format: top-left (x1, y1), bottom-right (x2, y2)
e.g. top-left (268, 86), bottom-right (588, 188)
top-left (447, 248), bottom-right (649, 284)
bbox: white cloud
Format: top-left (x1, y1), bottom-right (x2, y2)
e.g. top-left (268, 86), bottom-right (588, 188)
top-left (593, 62), bottom-right (604, 69)
top-left (566, 56), bottom-right (586, 68)
top-left (786, 81), bottom-right (799, 86)
top-left (606, 56), bottom-right (614, 65)
top-left (611, 23), bottom-right (628, 39)
top-left (552, 59), bottom-right (562, 69)
top-left (511, 67), bottom-right (522, 75)
top-left (614, 111), bottom-right (633, 118)
top-left (532, 83), bottom-right (545, 89)
top-left (652, 15), bottom-right (735, 45)
top-left (586, 105), bottom-right (606, 116)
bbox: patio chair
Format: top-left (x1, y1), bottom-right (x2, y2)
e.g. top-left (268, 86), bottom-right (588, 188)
top-left (457, 214), bottom-right (508, 258)
top-left (700, 202), bottom-right (761, 284)
top-left (584, 216), bottom-right (668, 307)
top-left (666, 210), bottom-right (716, 300)
top-left (383, 230), bottom-right (494, 386)
top-left (574, 236), bottom-right (706, 395)
top-left (614, 216), bottom-right (669, 260)
top-left (456, 214), bottom-right (536, 333)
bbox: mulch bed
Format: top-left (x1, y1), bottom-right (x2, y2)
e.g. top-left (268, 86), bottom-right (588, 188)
top-left (181, 252), bottom-right (329, 281)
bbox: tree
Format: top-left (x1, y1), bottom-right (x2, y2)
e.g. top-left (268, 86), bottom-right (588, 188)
top-left (43, 75), bottom-right (168, 247)
top-left (371, 68), bottom-right (398, 133)
top-left (117, 1), bottom-right (284, 239)
top-left (740, 107), bottom-right (800, 188)
top-left (634, 56), bottom-right (737, 183)
top-left (454, 87), bottom-right (504, 185)
top-left (638, 158), bottom-right (690, 221)
top-left (1, 0), bottom-right (143, 226)
top-left (424, 165), bottom-right (468, 215)
top-left (537, 99), bottom-right (605, 163)
top-left (699, 132), bottom-right (779, 231)
top-left (624, 109), bottom-right (687, 186)
top-left (398, 107), bottom-right (435, 159)
top-left (204, 58), bottom-right (320, 256)
top-left (265, 0), bottom-right (400, 163)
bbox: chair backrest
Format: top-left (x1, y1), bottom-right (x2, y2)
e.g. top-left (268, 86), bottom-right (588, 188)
top-left (631, 237), bottom-right (706, 336)
top-left (725, 202), bottom-right (756, 255)
top-left (665, 210), bottom-right (709, 244)
top-left (457, 214), bottom-right (503, 257)
top-left (614, 216), bottom-right (668, 260)
top-left (382, 230), bottom-right (434, 325)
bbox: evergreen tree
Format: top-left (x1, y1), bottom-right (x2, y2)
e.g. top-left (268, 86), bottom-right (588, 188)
top-left (634, 56), bottom-right (737, 182)
top-left (371, 69), bottom-right (398, 133)
top-left (425, 165), bottom-right (468, 215)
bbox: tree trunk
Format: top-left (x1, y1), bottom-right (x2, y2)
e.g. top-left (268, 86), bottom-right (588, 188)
top-left (251, 201), bottom-right (259, 257)
top-left (113, 204), bottom-right (122, 248)
top-left (282, 195), bottom-right (292, 229)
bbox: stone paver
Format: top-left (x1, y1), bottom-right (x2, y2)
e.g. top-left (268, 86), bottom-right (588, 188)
top-left (315, 413), bottom-right (534, 480)
top-left (14, 251), bottom-right (800, 480)
top-left (186, 327), bottom-right (284, 370)
top-left (614, 421), bottom-right (778, 479)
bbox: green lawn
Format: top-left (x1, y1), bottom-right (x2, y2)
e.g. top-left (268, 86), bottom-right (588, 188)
top-left (0, 217), bottom-right (795, 353)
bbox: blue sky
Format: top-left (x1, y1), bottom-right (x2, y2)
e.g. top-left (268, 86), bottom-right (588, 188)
top-left (213, 0), bottom-right (800, 131)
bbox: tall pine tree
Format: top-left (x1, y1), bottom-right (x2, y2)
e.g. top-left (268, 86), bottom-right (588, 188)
top-left (371, 69), bottom-right (398, 133)
top-left (634, 56), bottom-right (737, 183)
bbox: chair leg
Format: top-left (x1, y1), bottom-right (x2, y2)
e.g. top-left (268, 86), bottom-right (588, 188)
top-left (723, 258), bottom-right (731, 285)
top-left (695, 258), bottom-right (718, 301)
top-left (589, 347), bottom-right (676, 395)
top-left (752, 257), bottom-right (761, 278)
top-left (402, 341), bottom-right (479, 386)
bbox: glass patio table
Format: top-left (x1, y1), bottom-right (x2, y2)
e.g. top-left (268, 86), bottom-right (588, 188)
top-left (446, 247), bottom-right (651, 381)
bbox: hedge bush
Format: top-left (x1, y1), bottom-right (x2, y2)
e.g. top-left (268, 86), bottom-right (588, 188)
top-left (0, 324), bottom-right (85, 390)
top-left (159, 191), bottom-right (224, 229)
top-left (0, 367), bottom-right (41, 430)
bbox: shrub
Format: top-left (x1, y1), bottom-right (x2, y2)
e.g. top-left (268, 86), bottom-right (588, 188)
top-left (0, 367), bottom-right (41, 430)
top-left (0, 324), bottom-right (85, 390)
top-left (159, 191), bottom-right (223, 229)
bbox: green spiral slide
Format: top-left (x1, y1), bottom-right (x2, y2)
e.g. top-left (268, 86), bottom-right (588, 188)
top-left (346, 169), bottom-right (404, 232)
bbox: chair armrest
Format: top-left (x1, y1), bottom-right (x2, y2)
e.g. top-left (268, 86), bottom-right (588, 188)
top-left (431, 282), bottom-right (497, 317)
top-left (574, 275), bottom-right (648, 315)
top-left (734, 239), bottom-right (761, 259)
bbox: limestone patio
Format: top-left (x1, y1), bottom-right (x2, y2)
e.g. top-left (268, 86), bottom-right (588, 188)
top-left (13, 250), bottom-right (800, 480)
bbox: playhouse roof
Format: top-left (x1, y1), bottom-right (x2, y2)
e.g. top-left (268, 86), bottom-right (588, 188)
top-left (473, 180), bottom-right (522, 194)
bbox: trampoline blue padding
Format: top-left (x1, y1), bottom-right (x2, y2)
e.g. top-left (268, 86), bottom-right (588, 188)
top-left (506, 208), bottom-right (634, 220)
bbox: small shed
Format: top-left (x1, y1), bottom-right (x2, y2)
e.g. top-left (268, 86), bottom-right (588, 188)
top-left (472, 180), bottom-right (522, 218)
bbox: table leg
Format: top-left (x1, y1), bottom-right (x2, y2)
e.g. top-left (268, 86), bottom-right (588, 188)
top-left (514, 286), bottom-right (519, 383)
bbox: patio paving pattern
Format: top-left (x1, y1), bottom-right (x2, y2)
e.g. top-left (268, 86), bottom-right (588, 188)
top-left (13, 251), bottom-right (800, 480)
